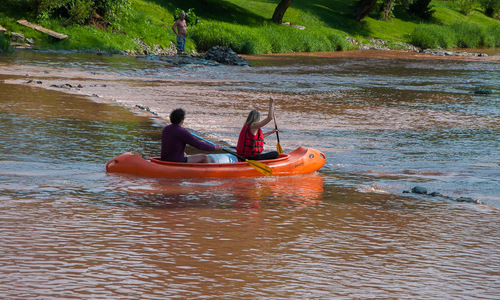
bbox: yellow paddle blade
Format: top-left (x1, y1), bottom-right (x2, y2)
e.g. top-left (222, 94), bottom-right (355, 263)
top-left (246, 159), bottom-right (273, 176)
top-left (276, 142), bottom-right (283, 154)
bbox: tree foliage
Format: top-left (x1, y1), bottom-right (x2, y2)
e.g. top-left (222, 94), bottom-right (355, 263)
top-left (478, 0), bottom-right (500, 17)
top-left (1, 0), bottom-right (131, 25)
top-left (367, 0), bottom-right (396, 20)
top-left (355, 0), bottom-right (434, 21)
top-left (174, 8), bottom-right (200, 26)
top-left (456, 0), bottom-right (476, 15)
top-left (408, 0), bottom-right (434, 19)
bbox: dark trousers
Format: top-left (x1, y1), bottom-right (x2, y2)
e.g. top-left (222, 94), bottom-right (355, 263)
top-left (247, 151), bottom-right (279, 161)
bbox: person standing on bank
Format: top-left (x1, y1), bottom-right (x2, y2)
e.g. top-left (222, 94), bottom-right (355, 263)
top-left (236, 98), bottom-right (279, 161)
top-left (172, 11), bottom-right (187, 54)
top-left (161, 108), bottom-right (222, 163)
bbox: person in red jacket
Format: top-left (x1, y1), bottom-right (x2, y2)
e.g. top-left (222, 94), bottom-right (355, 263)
top-left (236, 97), bottom-right (279, 160)
top-left (161, 108), bottom-right (222, 163)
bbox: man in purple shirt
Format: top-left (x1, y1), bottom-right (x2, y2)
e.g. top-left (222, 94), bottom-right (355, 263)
top-left (161, 108), bottom-right (222, 163)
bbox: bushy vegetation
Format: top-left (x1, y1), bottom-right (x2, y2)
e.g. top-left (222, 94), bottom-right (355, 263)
top-left (478, 0), bottom-right (500, 17)
top-left (1, 0), bottom-right (131, 24)
top-left (410, 24), bottom-right (455, 48)
top-left (174, 8), bottom-right (200, 27)
top-left (452, 22), bottom-right (484, 48)
top-left (190, 22), bottom-right (353, 54)
top-left (484, 24), bottom-right (500, 46)
top-left (456, 0), bottom-right (476, 15)
top-left (410, 21), bottom-right (500, 48)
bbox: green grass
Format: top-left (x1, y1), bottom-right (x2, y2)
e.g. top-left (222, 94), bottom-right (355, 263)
top-left (0, 0), bottom-right (498, 54)
top-left (41, 24), bottom-right (138, 53)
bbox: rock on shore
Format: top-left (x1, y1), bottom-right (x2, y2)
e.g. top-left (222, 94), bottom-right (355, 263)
top-left (202, 46), bottom-right (250, 66)
top-left (138, 45), bottom-right (250, 66)
top-left (349, 37), bottom-right (489, 58)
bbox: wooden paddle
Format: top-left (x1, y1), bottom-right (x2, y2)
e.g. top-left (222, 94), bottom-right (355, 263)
top-left (273, 114), bottom-right (283, 154)
top-left (191, 132), bottom-right (273, 176)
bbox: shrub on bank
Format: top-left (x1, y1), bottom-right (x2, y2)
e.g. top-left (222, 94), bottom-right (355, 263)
top-left (189, 22), bottom-right (352, 54)
top-left (410, 24), bottom-right (456, 49)
top-left (451, 21), bottom-right (484, 48)
top-left (410, 21), bottom-right (500, 49)
top-left (456, 0), bottom-right (476, 15)
top-left (484, 24), bottom-right (500, 47)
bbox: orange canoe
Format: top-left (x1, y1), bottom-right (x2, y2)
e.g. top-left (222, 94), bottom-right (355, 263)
top-left (106, 147), bottom-right (326, 178)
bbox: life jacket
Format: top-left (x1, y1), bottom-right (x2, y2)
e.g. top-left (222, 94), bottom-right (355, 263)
top-left (236, 124), bottom-right (264, 157)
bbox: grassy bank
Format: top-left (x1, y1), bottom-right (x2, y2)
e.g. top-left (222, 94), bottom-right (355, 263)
top-left (0, 0), bottom-right (499, 54)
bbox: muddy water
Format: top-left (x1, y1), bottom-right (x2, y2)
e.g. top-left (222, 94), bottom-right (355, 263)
top-left (0, 51), bottom-right (499, 299)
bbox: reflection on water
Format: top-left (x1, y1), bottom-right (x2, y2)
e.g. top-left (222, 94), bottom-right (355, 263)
top-left (108, 173), bottom-right (324, 210)
top-left (0, 52), bottom-right (499, 299)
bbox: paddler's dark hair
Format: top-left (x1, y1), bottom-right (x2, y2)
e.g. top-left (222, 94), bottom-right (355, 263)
top-left (170, 108), bottom-right (185, 124)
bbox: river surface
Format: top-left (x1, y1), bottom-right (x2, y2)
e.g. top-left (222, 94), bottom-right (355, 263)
top-left (0, 50), bottom-right (499, 299)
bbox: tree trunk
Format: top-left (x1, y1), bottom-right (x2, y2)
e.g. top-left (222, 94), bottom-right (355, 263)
top-left (272, 0), bottom-right (293, 24)
top-left (383, 0), bottom-right (394, 20)
top-left (354, 0), bottom-right (378, 21)
top-left (32, 0), bottom-right (43, 19)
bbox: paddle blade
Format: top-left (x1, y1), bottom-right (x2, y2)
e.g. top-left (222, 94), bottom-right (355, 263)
top-left (246, 159), bottom-right (273, 176)
top-left (276, 142), bottom-right (283, 154)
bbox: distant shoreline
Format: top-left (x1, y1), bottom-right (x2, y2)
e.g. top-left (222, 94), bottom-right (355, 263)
top-left (8, 45), bottom-right (500, 64)
top-left (245, 48), bottom-right (500, 63)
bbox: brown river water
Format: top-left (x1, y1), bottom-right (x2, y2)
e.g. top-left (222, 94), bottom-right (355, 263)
top-left (0, 50), bottom-right (499, 299)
